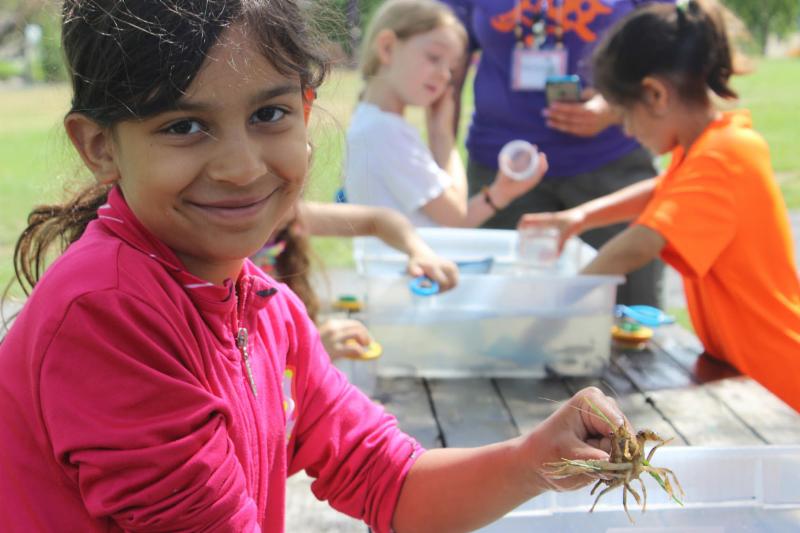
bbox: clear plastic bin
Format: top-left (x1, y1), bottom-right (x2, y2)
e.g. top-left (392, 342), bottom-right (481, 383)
top-left (353, 228), bottom-right (623, 378)
top-left (478, 445), bottom-right (800, 532)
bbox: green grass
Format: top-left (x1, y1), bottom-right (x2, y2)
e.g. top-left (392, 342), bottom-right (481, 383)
top-left (0, 85), bottom-right (75, 297)
top-left (733, 58), bottom-right (800, 206)
top-left (668, 307), bottom-right (694, 333)
top-left (2, 59), bottom-right (800, 294)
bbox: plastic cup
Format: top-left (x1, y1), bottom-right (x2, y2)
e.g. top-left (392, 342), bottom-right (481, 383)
top-left (517, 226), bottom-right (559, 271)
top-left (499, 140), bottom-right (540, 181)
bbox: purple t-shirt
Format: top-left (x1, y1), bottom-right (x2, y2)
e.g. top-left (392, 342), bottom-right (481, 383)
top-left (442, 0), bottom-right (672, 178)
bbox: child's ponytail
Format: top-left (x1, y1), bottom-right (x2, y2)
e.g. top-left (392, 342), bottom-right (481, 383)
top-left (593, 0), bottom-right (743, 105)
top-left (9, 184), bottom-right (111, 297)
top-left (681, 0), bottom-right (737, 100)
top-left (273, 221), bottom-right (320, 323)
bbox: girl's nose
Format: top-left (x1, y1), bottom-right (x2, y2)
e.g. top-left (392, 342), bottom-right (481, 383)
top-left (206, 133), bottom-right (268, 185)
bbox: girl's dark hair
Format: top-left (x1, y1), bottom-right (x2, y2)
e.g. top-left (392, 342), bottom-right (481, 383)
top-left (272, 221), bottom-right (320, 323)
top-left (8, 0), bottom-right (329, 298)
top-left (593, 0), bottom-right (738, 105)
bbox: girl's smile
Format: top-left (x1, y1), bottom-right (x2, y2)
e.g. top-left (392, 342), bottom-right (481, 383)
top-left (186, 188), bottom-right (280, 225)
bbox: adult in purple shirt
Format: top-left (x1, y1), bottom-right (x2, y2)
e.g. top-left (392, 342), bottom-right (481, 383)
top-left (443, 0), bottom-right (669, 306)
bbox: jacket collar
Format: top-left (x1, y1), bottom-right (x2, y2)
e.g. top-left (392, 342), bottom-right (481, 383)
top-left (96, 186), bottom-right (278, 341)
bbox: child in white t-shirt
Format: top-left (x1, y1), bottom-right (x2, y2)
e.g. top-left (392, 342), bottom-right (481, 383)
top-left (345, 0), bottom-right (547, 227)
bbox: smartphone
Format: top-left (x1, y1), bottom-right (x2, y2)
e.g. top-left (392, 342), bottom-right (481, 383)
top-left (545, 75), bottom-right (582, 105)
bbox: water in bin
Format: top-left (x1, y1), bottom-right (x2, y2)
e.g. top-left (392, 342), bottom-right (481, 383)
top-left (358, 228), bottom-right (623, 378)
top-left (517, 226), bottom-right (560, 272)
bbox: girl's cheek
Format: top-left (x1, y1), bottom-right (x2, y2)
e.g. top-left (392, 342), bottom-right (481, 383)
top-left (276, 139), bottom-right (309, 185)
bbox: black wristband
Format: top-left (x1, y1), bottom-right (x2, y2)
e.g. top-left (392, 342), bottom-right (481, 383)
top-left (482, 186), bottom-right (500, 212)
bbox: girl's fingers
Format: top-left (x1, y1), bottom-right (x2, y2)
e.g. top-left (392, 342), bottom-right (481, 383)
top-left (407, 262), bottom-right (424, 278)
top-left (576, 387), bottom-right (626, 436)
top-left (431, 265), bottom-right (451, 288)
top-left (442, 262), bottom-right (459, 290)
top-left (409, 257), bottom-right (459, 292)
top-left (340, 324), bottom-right (371, 346)
top-left (337, 340), bottom-right (366, 360)
top-left (517, 212), bottom-right (555, 230)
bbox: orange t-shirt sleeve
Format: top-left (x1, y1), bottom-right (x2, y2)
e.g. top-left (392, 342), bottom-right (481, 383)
top-left (637, 155), bottom-right (737, 278)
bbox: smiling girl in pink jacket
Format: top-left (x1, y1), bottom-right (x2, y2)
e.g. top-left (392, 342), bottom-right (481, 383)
top-left (0, 1), bottom-right (627, 531)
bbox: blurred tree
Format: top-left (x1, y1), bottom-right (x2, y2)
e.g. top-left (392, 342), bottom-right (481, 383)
top-left (0, 0), bottom-right (63, 81)
top-left (319, 0), bottom-right (385, 64)
top-left (724, 0), bottom-right (800, 54)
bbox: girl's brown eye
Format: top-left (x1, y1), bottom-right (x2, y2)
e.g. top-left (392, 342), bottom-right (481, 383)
top-left (165, 120), bottom-right (203, 135)
top-left (252, 107), bottom-right (286, 124)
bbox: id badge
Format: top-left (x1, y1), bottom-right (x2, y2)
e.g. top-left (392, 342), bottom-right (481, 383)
top-left (511, 48), bottom-right (568, 91)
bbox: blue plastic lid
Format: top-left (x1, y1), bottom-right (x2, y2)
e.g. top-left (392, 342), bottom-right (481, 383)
top-left (409, 276), bottom-right (440, 296)
top-left (615, 305), bottom-right (675, 327)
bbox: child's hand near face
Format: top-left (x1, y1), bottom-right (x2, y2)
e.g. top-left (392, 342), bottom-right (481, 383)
top-left (406, 252), bottom-right (459, 292)
top-left (426, 86), bottom-right (456, 139)
top-left (319, 318), bottom-right (373, 360)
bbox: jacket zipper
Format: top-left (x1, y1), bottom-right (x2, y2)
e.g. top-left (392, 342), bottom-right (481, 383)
top-left (237, 327), bottom-right (258, 397)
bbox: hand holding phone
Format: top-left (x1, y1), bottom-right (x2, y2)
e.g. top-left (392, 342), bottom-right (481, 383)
top-left (543, 77), bottom-right (617, 137)
top-left (545, 75), bottom-right (582, 106)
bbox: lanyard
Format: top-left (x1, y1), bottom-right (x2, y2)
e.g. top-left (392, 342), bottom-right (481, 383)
top-left (514, 0), bottom-right (565, 49)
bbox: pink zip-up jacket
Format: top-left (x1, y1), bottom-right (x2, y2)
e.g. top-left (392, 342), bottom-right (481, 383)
top-left (0, 187), bottom-right (423, 532)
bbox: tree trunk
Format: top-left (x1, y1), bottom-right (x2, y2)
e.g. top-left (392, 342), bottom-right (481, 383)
top-left (347, 0), bottom-right (360, 67)
top-left (759, 14), bottom-right (773, 55)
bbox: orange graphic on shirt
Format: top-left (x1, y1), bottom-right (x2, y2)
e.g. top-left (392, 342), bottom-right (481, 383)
top-left (491, 0), bottom-right (613, 42)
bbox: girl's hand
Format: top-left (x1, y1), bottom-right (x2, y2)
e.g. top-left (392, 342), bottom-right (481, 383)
top-left (520, 387), bottom-right (627, 492)
top-left (319, 318), bottom-right (372, 360)
top-left (407, 253), bottom-right (459, 292)
top-left (490, 152), bottom-right (549, 208)
top-left (543, 91), bottom-right (621, 138)
top-left (517, 207), bottom-right (585, 253)
top-left (426, 86), bottom-right (456, 139)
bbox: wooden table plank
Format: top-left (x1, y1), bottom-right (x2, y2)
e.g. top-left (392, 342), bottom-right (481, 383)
top-left (495, 377), bottom-right (572, 435)
top-left (616, 341), bottom-right (765, 445)
top-left (647, 386), bottom-right (765, 446)
top-left (428, 378), bottom-right (518, 447)
top-left (651, 323), bottom-right (706, 372)
top-left (614, 345), bottom-right (695, 390)
top-left (703, 377), bottom-right (800, 445)
top-left (650, 325), bottom-right (800, 444)
top-left (374, 377), bottom-right (442, 450)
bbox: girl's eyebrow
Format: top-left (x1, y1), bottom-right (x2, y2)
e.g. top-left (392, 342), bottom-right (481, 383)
top-left (172, 83), bottom-right (302, 112)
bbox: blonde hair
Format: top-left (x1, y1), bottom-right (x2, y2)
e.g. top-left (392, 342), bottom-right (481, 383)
top-left (359, 0), bottom-right (467, 79)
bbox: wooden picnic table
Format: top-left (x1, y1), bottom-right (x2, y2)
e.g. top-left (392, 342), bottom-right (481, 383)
top-left (369, 323), bottom-right (800, 450)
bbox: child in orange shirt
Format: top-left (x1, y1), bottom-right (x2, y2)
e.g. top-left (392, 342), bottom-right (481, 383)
top-left (520, 0), bottom-right (800, 411)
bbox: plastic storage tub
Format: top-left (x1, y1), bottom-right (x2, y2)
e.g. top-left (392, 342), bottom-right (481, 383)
top-left (478, 445), bottom-right (800, 532)
top-left (353, 228), bottom-right (623, 378)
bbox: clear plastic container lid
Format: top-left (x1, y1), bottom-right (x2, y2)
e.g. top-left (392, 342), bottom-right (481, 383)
top-left (499, 140), bottom-right (540, 181)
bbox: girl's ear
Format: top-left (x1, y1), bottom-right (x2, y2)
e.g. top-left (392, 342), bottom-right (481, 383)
top-left (64, 114), bottom-right (120, 185)
top-left (375, 28), bottom-right (397, 66)
top-left (640, 76), bottom-right (670, 117)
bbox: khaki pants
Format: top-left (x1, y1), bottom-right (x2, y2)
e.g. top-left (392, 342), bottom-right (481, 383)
top-left (467, 148), bottom-right (664, 307)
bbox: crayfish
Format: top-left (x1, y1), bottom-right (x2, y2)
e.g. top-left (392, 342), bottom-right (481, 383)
top-left (544, 401), bottom-right (684, 523)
